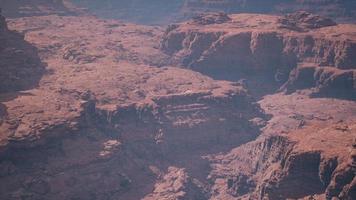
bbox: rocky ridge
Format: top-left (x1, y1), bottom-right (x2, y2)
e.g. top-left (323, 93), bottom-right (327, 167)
top-left (0, 13), bottom-right (262, 200)
top-left (0, 6), bottom-right (355, 200)
top-left (161, 12), bottom-right (356, 99)
top-left (0, 12), bottom-right (44, 93)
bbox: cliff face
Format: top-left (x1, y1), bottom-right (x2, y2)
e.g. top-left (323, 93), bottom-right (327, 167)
top-left (182, 0), bottom-right (356, 23)
top-left (0, 15), bottom-right (263, 200)
top-left (0, 13), bottom-right (44, 93)
top-left (0, 5), bottom-right (355, 200)
top-left (157, 13), bottom-right (356, 199)
top-left (0, 88), bottom-right (262, 199)
top-left (209, 124), bottom-right (356, 200)
top-left (206, 90), bottom-right (356, 200)
top-left (2, 0), bottom-right (355, 24)
top-left (161, 12), bottom-right (356, 99)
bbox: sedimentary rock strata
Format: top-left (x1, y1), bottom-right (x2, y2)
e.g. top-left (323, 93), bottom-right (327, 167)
top-left (0, 13), bottom-right (263, 200)
top-left (0, 4), bottom-right (355, 200)
top-left (209, 123), bottom-right (356, 199)
top-left (162, 12), bottom-right (356, 98)
top-left (0, 13), bottom-right (44, 93)
top-left (182, 0), bottom-right (356, 23)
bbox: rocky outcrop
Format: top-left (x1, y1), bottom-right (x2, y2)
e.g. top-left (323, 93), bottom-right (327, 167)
top-left (282, 64), bottom-right (356, 100)
top-left (190, 12), bottom-right (231, 25)
top-left (208, 122), bottom-right (356, 200)
top-left (182, 0), bottom-right (356, 23)
top-left (0, 5), bottom-right (355, 200)
top-left (5, 0), bottom-right (352, 25)
top-left (278, 11), bottom-right (337, 32)
top-left (0, 15), bottom-right (265, 200)
top-left (143, 167), bottom-right (207, 200)
top-left (0, 84), bottom-right (262, 200)
top-left (161, 12), bottom-right (356, 97)
top-left (0, 13), bottom-right (44, 93)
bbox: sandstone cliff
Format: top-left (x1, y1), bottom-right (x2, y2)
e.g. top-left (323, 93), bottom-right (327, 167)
top-left (0, 5), bottom-right (355, 200)
top-left (0, 13), bottom-right (44, 93)
top-left (209, 122), bottom-right (356, 200)
top-left (0, 14), bottom-right (263, 200)
top-left (182, 0), bottom-right (356, 23)
top-left (161, 12), bottom-right (356, 99)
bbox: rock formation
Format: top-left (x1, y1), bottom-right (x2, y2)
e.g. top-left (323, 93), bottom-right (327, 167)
top-left (0, 3), bottom-right (355, 200)
top-left (209, 122), bottom-right (356, 199)
top-left (278, 11), bottom-right (337, 32)
top-left (1, 0), bottom-right (356, 24)
top-left (0, 13), bottom-right (263, 200)
top-left (182, 0), bottom-right (356, 23)
top-left (161, 12), bottom-right (356, 99)
top-left (0, 13), bottom-right (44, 93)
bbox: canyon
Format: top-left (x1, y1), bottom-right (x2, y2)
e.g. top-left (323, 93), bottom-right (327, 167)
top-left (0, 0), bottom-right (356, 24)
top-left (0, 1), bottom-right (355, 200)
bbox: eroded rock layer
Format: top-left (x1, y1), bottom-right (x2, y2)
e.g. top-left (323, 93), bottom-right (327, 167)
top-left (0, 6), bottom-right (355, 200)
top-left (0, 14), bottom-right (263, 200)
top-left (0, 13), bottom-right (44, 93)
top-left (161, 12), bottom-right (356, 99)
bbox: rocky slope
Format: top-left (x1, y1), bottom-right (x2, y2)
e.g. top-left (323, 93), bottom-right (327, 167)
top-left (182, 0), bottom-right (356, 23)
top-left (0, 12), bottom-right (44, 93)
top-left (161, 12), bottom-right (356, 99)
top-left (0, 14), bottom-right (263, 200)
top-left (1, 0), bottom-right (356, 24)
top-left (209, 125), bottom-right (356, 200)
top-left (0, 6), bottom-right (355, 200)
top-left (159, 11), bottom-right (356, 199)
top-left (70, 0), bottom-right (356, 24)
top-left (208, 93), bottom-right (356, 200)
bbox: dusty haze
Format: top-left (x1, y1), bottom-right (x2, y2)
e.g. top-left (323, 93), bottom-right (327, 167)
top-left (0, 1), bottom-right (355, 200)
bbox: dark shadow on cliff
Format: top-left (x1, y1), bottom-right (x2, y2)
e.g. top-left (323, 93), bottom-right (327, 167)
top-left (195, 66), bottom-right (289, 100)
top-left (0, 102), bottom-right (7, 120)
top-left (0, 28), bottom-right (46, 94)
top-left (280, 66), bottom-right (356, 101)
top-left (0, 23), bottom-right (46, 121)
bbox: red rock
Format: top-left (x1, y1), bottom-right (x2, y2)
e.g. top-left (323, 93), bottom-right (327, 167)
top-left (0, 3), bottom-right (355, 200)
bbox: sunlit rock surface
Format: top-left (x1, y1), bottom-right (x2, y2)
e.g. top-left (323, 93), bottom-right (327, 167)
top-left (0, 2), bottom-right (355, 200)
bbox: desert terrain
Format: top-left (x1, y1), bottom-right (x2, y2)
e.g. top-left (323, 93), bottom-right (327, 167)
top-left (0, 1), bottom-right (355, 200)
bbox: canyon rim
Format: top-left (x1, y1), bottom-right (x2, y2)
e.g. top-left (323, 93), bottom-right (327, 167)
top-left (0, 1), bottom-right (355, 200)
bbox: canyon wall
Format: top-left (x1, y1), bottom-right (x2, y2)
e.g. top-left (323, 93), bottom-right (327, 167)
top-left (0, 13), bottom-right (44, 93)
top-left (209, 125), bottom-right (356, 200)
top-left (0, 4), bottom-right (355, 200)
top-left (161, 12), bottom-right (356, 99)
top-left (1, 0), bottom-right (356, 24)
top-left (69, 0), bottom-right (356, 24)
top-left (0, 14), bottom-right (264, 200)
top-left (182, 0), bottom-right (356, 23)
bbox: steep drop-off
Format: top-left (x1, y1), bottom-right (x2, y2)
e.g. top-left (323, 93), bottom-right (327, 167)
top-left (0, 14), bottom-right (263, 200)
top-left (182, 0), bottom-right (356, 23)
top-left (71, 0), bottom-right (356, 24)
top-left (0, 6), bottom-right (355, 200)
top-left (0, 12), bottom-right (44, 93)
top-left (161, 12), bottom-right (356, 99)
top-left (1, 0), bottom-right (356, 24)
